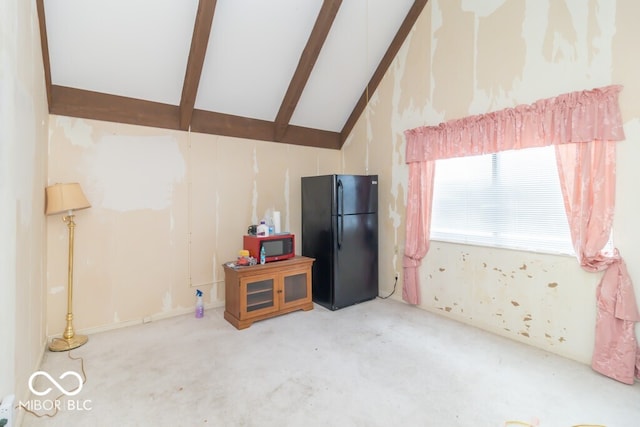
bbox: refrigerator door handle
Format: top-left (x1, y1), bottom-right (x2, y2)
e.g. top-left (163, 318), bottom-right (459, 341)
top-left (337, 178), bottom-right (343, 249)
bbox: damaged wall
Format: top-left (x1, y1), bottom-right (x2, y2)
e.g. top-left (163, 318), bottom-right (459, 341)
top-left (46, 117), bottom-right (341, 335)
top-left (0, 0), bottom-right (49, 412)
top-left (344, 0), bottom-right (640, 364)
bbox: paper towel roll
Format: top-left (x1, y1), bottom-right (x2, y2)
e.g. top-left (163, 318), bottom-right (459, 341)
top-left (273, 211), bottom-right (281, 234)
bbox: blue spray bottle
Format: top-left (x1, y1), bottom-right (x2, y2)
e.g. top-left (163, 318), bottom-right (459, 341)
top-left (195, 289), bottom-right (204, 318)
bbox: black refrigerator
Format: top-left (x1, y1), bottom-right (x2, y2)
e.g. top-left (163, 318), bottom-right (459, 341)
top-left (301, 174), bottom-right (378, 310)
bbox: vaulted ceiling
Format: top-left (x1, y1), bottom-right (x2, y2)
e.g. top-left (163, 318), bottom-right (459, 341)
top-left (37, 0), bottom-right (428, 150)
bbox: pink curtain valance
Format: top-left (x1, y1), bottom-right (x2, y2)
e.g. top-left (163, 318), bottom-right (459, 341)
top-left (405, 85), bottom-right (625, 163)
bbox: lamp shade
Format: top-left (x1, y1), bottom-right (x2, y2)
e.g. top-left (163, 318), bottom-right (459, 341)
top-left (45, 183), bottom-right (91, 215)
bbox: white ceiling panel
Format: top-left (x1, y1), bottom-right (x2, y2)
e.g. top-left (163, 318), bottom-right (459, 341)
top-left (290, 0), bottom-right (415, 132)
top-left (45, 0), bottom-right (198, 105)
top-left (195, 0), bottom-right (324, 121)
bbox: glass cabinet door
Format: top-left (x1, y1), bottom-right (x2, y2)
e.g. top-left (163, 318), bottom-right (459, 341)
top-left (282, 272), bottom-right (309, 307)
top-left (243, 277), bottom-right (276, 317)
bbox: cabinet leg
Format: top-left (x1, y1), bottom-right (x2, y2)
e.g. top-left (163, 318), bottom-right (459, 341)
top-left (224, 311), bottom-right (253, 330)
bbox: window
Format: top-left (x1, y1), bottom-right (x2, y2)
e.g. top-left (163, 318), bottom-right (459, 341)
top-left (431, 146), bottom-right (574, 255)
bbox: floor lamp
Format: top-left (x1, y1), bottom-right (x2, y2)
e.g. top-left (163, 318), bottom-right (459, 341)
top-left (45, 183), bottom-right (91, 352)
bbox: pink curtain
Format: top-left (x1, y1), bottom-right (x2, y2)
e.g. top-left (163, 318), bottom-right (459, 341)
top-left (404, 85), bottom-right (639, 383)
top-left (403, 160), bottom-right (434, 304)
top-left (555, 141), bottom-right (640, 384)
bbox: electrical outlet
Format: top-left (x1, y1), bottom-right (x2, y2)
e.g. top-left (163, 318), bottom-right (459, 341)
top-left (0, 394), bottom-right (14, 427)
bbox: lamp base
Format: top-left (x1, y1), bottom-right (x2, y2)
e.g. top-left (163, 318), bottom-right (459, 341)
top-left (48, 334), bottom-right (88, 352)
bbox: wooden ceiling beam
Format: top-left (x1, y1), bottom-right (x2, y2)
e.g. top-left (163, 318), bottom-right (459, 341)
top-left (280, 124), bottom-right (341, 150)
top-left (179, 0), bottom-right (217, 130)
top-left (36, 0), bottom-right (53, 107)
top-left (50, 85), bottom-right (181, 130)
top-left (47, 85), bottom-right (342, 148)
top-left (191, 109), bottom-right (341, 149)
top-left (273, 0), bottom-right (342, 142)
top-left (339, 0), bottom-right (429, 147)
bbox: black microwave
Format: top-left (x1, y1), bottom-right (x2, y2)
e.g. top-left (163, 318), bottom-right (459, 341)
top-left (243, 234), bottom-right (295, 262)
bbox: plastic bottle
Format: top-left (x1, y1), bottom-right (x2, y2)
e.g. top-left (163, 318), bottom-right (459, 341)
top-left (260, 245), bottom-right (266, 265)
top-left (257, 220), bottom-right (269, 237)
top-left (195, 289), bottom-right (204, 318)
top-left (267, 216), bottom-right (275, 236)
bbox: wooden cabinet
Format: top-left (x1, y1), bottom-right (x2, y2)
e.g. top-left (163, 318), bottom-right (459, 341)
top-left (223, 256), bottom-right (314, 329)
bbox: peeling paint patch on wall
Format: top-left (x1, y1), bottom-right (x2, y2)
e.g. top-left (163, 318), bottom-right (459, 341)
top-left (50, 286), bottom-right (64, 295)
top-left (251, 145), bottom-right (259, 224)
top-left (475, 1), bottom-right (526, 99)
top-left (162, 291), bottom-right (172, 312)
top-left (57, 116), bottom-right (94, 148)
top-left (543, 1), bottom-right (578, 63)
top-left (431, 1), bottom-right (475, 117)
top-left (84, 135), bottom-right (185, 211)
top-left (14, 87), bottom-right (38, 223)
top-left (284, 168), bottom-right (291, 233)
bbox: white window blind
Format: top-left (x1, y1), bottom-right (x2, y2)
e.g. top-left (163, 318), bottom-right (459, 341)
top-left (431, 145), bottom-right (575, 255)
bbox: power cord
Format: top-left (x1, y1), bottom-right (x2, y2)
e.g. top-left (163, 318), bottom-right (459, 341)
top-left (19, 338), bottom-right (87, 419)
top-left (378, 274), bottom-right (398, 299)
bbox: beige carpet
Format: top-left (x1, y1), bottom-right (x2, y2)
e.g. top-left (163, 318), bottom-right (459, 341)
top-left (20, 298), bottom-right (640, 427)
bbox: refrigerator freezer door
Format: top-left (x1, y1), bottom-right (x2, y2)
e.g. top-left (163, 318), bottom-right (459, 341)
top-left (336, 175), bottom-right (378, 215)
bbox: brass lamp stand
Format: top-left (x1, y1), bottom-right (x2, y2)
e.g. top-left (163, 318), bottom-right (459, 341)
top-left (45, 183), bottom-right (91, 352)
